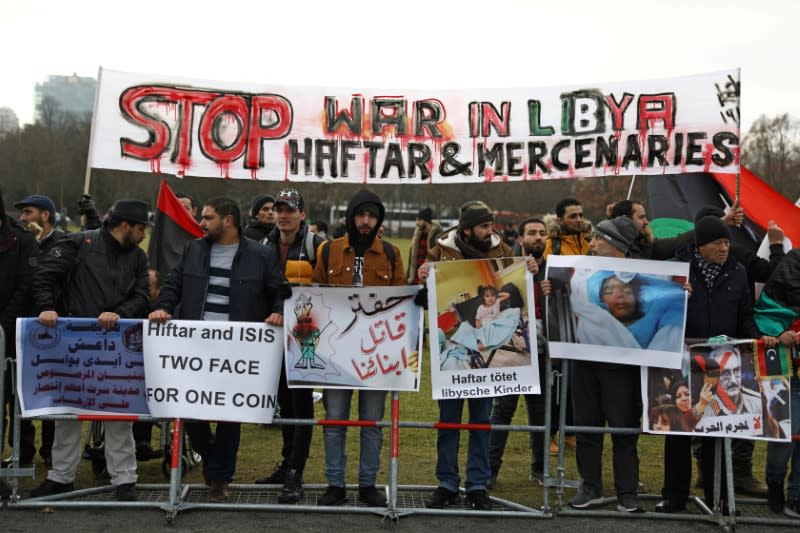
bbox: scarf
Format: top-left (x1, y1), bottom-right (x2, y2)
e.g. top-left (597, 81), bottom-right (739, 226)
top-left (693, 246), bottom-right (723, 292)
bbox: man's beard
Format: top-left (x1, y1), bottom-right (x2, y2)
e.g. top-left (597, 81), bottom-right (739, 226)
top-left (524, 243), bottom-right (544, 258)
top-left (121, 230), bottom-right (140, 250)
top-left (468, 232), bottom-right (492, 252)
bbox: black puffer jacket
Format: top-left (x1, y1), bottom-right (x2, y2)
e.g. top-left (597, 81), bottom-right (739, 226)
top-left (32, 229), bottom-right (150, 320)
top-left (155, 236), bottom-right (287, 321)
top-left (0, 216), bottom-right (40, 356)
top-left (676, 244), bottom-right (760, 340)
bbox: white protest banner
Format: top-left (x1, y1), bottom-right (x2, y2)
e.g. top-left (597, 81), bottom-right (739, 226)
top-left (643, 340), bottom-right (792, 441)
top-left (427, 258), bottom-right (540, 400)
top-left (284, 286), bottom-right (422, 391)
top-left (546, 255), bottom-right (689, 369)
top-left (143, 320), bottom-right (282, 423)
top-left (89, 67), bottom-right (739, 183)
top-left (16, 318), bottom-right (149, 416)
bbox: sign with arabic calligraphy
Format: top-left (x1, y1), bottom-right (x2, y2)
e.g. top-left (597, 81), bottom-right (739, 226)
top-left (143, 319), bottom-right (283, 423)
top-left (284, 286), bottom-right (422, 391)
top-left (643, 339), bottom-right (792, 441)
top-left (16, 317), bottom-right (149, 416)
top-left (89, 68), bottom-right (740, 183)
top-left (427, 258), bottom-right (540, 400)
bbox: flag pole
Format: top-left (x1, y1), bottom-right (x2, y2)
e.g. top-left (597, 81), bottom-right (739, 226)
top-left (626, 175), bottom-right (637, 200)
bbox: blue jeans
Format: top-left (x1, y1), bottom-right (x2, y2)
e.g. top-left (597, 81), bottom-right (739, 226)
top-left (185, 421), bottom-right (240, 482)
top-left (323, 388), bottom-right (386, 487)
top-left (766, 375), bottom-right (800, 499)
top-left (436, 397), bottom-right (492, 492)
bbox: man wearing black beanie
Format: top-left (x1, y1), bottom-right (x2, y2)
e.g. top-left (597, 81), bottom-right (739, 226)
top-left (416, 201), bottom-right (513, 511)
top-left (656, 215), bottom-right (777, 514)
top-left (243, 194), bottom-right (276, 241)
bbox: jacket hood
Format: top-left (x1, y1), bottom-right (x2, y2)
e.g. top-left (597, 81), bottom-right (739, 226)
top-left (435, 226), bottom-right (503, 252)
top-left (545, 213), bottom-right (593, 239)
top-left (346, 189), bottom-right (385, 244)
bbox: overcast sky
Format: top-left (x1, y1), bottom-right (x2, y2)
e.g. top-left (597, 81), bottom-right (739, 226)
top-left (2, 0), bottom-right (797, 135)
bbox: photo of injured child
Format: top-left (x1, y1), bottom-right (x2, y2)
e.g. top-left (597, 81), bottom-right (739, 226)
top-left (432, 258), bottom-right (533, 371)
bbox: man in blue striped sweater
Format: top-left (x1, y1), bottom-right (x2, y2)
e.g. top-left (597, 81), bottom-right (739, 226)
top-left (150, 197), bottom-right (287, 502)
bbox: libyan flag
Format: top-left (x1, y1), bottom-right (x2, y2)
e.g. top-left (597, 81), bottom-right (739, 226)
top-left (646, 167), bottom-right (800, 246)
top-left (754, 339), bottom-right (793, 379)
top-left (147, 180), bottom-right (203, 282)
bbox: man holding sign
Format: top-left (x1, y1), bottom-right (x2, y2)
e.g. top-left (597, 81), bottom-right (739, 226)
top-left (29, 200), bottom-right (151, 502)
top-left (149, 197), bottom-right (286, 502)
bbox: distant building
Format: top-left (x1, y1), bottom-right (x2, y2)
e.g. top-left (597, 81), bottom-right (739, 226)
top-left (0, 107), bottom-right (19, 137)
top-left (34, 73), bottom-right (96, 123)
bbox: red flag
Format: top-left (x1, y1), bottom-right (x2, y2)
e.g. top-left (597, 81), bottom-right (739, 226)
top-left (712, 166), bottom-right (800, 246)
top-left (147, 180), bottom-right (203, 282)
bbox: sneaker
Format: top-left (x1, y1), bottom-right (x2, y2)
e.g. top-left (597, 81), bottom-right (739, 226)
top-left (734, 474), bottom-right (768, 498)
top-left (487, 467), bottom-right (499, 489)
top-left (425, 486), bottom-right (460, 509)
top-left (465, 490), bottom-right (492, 511)
top-left (569, 488), bottom-right (604, 509)
top-left (29, 479), bottom-right (75, 498)
top-left (529, 469), bottom-right (544, 486)
top-left (563, 435), bottom-right (577, 449)
top-left (208, 480), bottom-right (230, 502)
top-left (617, 493), bottom-right (644, 513)
top-left (278, 469), bottom-right (304, 504)
top-left (318, 485), bottom-right (348, 506)
top-left (2, 456), bottom-right (33, 468)
top-left (768, 480), bottom-right (785, 513)
top-left (255, 461), bottom-right (288, 484)
top-left (654, 499), bottom-right (686, 513)
top-left (115, 483), bottom-right (137, 502)
top-left (784, 498), bottom-right (800, 519)
top-left (358, 485), bottom-right (387, 507)
top-left (636, 480), bottom-right (647, 493)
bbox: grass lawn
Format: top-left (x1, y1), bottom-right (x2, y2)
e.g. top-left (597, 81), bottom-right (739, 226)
top-left (5, 235), bottom-right (768, 506)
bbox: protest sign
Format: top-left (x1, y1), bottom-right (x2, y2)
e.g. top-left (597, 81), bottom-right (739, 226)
top-left (143, 320), bottom-right (283, 423)
top-left (284, 286), bottom-right (422, 391)
top-left (546, 255), bottom-right (688, 369)
top-left (16, 317), bottom-right (149, 416)
top-left (427, 258), bottom-right (540, 400)
top-left (644, 339), bottom-right (792, 441)
top-left (88, 68), bottom-right (740, 183)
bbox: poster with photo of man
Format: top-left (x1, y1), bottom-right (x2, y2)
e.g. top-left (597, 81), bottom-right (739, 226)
top-left (644, 339), bottom-right (792, 441)
top-left (427, 257), bottom-right (540, 400)
top-left (546, 255), bottom-right (689, 369)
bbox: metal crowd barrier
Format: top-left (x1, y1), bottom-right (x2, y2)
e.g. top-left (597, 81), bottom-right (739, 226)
top-left (2, 321), bottom-right (799, 528)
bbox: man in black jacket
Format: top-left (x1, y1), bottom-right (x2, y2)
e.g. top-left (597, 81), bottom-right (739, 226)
top-left (0, 190), bottom-right (40, 490)
top-left (243, 194), bottom-right (276, 241)
top-left (656, 215), bottom-right (776, 514)
top-left (254, 189), bottom-right (323, 502)
top-left (29, 200), bottom-right (151, 502)
top-left (149, 197), bottom-right (286, 502)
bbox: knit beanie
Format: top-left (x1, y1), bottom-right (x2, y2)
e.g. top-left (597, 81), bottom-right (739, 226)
top-left (417, 207), bottom-right (433, 223)
top-left (458, 201), bottom-right (494, 231)
top-left (250, 194), bottom-right (275, 218)
top-left (594, 216), bottom-right (638, 255)
top-left (695, 216), bottom-right (731, 246)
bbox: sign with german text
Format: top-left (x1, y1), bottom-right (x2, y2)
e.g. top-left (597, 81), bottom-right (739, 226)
top-left (427, 258), bottom-right (540, 400)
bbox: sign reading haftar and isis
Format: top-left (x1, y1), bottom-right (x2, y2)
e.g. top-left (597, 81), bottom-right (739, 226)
top-left (88, 68), bottom-right (740, 183)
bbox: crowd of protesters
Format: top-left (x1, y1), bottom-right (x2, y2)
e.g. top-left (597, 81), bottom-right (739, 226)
top-left (0, 184), bottom-right (797, 519)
